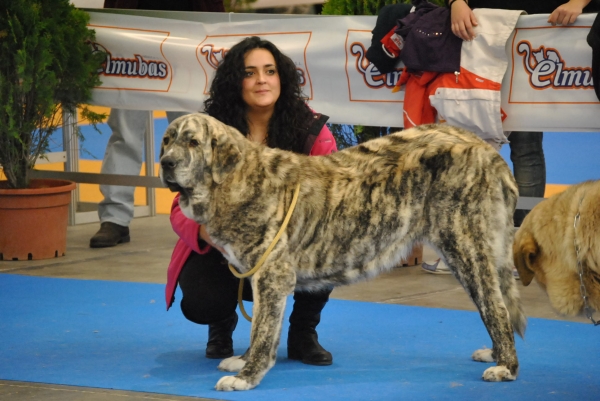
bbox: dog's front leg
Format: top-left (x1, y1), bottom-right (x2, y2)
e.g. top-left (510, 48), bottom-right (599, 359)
top-left (216, 261), bottom-right (295, 391)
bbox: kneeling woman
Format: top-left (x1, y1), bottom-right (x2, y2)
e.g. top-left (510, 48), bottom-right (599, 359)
top-left (165, 36), bottom-right (338, 365)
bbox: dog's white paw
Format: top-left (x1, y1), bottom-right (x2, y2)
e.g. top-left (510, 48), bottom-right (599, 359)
top-left (482, 366), bottom-right (516, 382)
top-left (472, 348), bottom-right (495, 363)
top-left (215, 375), bottom-right (255, 391)
top-left (218, 355), bottom-right (246, 372)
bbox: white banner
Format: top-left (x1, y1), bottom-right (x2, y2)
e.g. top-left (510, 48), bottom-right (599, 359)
top-left (502, 14), bottom-right (599, 131)
top-left (88, 11), bottom-right (600, 131)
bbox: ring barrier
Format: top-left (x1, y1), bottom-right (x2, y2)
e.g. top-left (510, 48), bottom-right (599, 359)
top-left (37, 9), bottom-right (598, 224)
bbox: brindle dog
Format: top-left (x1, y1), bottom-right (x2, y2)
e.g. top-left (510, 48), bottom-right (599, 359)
top-left (159, 113), bottom-right (526, 391)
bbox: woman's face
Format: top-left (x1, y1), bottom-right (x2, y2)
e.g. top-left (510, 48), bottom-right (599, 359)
top-left (241, 48), bottom-right (281, 112)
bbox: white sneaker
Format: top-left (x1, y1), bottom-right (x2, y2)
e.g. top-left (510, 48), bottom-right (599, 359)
top-left (421, 258), bottom-right (452, 275)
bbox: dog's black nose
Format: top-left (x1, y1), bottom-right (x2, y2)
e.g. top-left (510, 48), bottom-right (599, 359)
top-left (161, 156), bottom-right (177, 170)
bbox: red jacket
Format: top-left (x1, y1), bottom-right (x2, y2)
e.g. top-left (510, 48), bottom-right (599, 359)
top-left (165, 124), bottom-right (337, 309)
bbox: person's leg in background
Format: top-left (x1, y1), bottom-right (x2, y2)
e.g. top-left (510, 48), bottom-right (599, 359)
top-left (90, 109), bottom-right (147, 247)
top-left (90, 110), bottom-right (189, 248)
top-left (509, 131), bottom-right (546, 227)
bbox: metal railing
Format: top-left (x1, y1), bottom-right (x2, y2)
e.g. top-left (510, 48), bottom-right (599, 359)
top-left (29, 110), bottom-right (158, 226)
top-left (27, 109), bottom-right (546, 226)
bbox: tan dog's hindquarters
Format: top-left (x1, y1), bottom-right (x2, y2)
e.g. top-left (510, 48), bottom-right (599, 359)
top-left (160, 113), bottom-right (526, 390)
top-left (514, 180), bottom-right (600, 316)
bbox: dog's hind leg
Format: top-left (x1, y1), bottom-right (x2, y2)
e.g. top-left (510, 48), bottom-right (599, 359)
top-left (497, 251), bottom-right (527, 339)
top-left (439, 240), bottom-right (519, 382)
top-left (216, 261), bottom-right (295, 391)
top-left (470, 260), bottom-right (525, 365)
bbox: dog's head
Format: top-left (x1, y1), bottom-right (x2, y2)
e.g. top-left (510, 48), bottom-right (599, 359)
top-left (159, 113), bottom-right (244, 199)
top-left (513, 201), bottom-right (600, 316)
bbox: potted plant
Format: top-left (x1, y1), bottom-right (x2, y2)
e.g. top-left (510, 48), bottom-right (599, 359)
top-left (0, 0), bottom-right (105, 260)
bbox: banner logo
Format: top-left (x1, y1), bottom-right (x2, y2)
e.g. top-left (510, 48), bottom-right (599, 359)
top-left (100, 52), bottom-right (168, 79)
top-left (199, 45), bottom-right (227, 70)
top-left (90, 26), bottom-right (172, 92)
top-left (517, 40), bottom-right (593, 90)
top-left (350, 42), bottom-right (402, 89)
top-left (345, 30), bottom-right (404, 102)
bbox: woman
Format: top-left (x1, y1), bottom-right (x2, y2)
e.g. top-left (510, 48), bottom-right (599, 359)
top-left (165, 36), bottom-right (337, 366)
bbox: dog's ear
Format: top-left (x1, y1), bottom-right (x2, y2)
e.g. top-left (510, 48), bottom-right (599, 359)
top-left (513, 228), bottom-right (538, 286)
top-left (210, 125), bottom-right (242, 184)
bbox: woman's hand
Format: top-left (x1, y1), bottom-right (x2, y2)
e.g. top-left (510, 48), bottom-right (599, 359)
top-left (548, 0), bottom-right (590, 26)
top-left (199, 224), bottom-right (227, 255)
top-left (450, 0), bottom-right (478, 41)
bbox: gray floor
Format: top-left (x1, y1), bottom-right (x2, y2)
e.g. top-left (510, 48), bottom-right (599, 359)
top-left (0, 215), bottom-right (589, 400)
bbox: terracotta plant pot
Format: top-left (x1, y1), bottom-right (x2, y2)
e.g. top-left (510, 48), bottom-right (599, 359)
top-left (0, 178), bottom-right (76, 261)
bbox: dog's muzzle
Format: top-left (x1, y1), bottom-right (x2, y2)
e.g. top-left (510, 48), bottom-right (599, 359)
top-left (160, 155), bottom-right (189, 194)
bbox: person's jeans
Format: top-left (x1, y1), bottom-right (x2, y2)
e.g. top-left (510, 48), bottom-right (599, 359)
top-left (98, 109), bottom-right (188, 226)
top-left (509, 131), bottom-right (546, 227)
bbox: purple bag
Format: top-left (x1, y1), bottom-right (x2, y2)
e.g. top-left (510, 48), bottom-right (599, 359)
top-left (395, 0), bottom-right (462, 73)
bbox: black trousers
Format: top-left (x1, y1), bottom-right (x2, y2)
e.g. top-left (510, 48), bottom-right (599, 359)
top-left (178, 248), bottom-right (332, 325)
top-left (509, 131), bottom-right (546, 227)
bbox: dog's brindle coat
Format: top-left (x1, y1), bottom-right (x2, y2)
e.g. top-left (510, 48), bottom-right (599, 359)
top-left (160, 113), bottom-right (526, 391)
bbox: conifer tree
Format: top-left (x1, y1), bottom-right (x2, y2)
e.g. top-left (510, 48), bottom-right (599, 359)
top-left (322, 0), bottom-right (405, 16)
top-left (0, 0), bottom-right (105, 188)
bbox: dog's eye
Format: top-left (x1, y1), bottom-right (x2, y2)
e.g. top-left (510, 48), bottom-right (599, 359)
top-left (163, 137), bottom-right (169, 146)
top-left (190, 139), bottom-right (199, 147)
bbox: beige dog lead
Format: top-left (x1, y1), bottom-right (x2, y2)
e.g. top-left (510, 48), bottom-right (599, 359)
top-left (228, 182), bottom-right (301, 322)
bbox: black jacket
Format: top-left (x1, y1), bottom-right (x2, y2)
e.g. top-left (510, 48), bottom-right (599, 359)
top-left (366, 3), bottom-right (413, 74)
top-left (588, 13), bottom-right (600, 101)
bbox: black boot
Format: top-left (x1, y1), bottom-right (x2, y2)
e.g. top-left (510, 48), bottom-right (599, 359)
top-left (206, 312), bottom-right (238, 359)
top-left (287, 289), bottom-right (333, 366)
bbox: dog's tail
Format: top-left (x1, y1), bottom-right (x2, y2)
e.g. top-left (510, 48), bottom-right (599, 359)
top-left (503, 269), bottom-right (527, 338)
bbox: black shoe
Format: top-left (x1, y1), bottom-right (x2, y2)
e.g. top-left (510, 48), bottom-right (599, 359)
top-left (287, 330), bottom-right (333, 366)
top-left (89, 222), bottom-right (130, 248)
top-left (206, 313), bottom-right (238, 359)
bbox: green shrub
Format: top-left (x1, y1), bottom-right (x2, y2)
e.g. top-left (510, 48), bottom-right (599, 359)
top-left (0, 0), bottom-right (105, 188)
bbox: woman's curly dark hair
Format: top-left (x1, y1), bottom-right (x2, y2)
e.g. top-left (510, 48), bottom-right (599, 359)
top-left (203, 36), bottom-right (314, 153)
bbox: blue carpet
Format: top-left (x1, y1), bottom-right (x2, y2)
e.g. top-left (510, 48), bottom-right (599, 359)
top-left (1, 274), bottom-right (599, 400)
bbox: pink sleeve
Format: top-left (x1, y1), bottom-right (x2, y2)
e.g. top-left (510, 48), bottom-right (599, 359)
top-left (170, 195), bottom-right (212, 254)
top-left (309, 124), bottom-right (338, 156)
